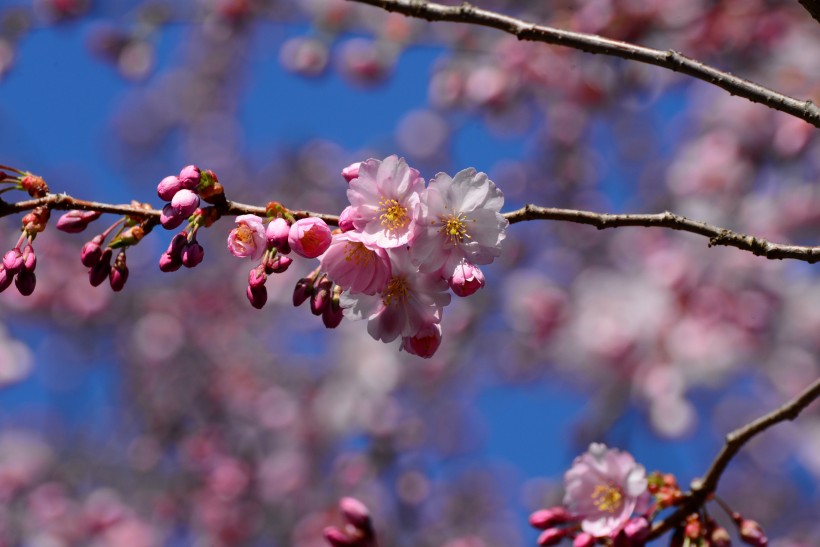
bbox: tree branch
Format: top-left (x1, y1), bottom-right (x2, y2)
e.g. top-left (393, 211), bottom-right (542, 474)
top-left (346, 0), bottom-right (820, 128)
top-left (797, 0), bottom-right (820, 24)
top-left (648, 377), bottom-right (820, 539)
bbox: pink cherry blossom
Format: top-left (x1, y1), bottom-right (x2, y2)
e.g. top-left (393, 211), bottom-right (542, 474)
top-left (227, 215), bottom-right (267, 260)
top-left (340, 247), bottom-right (450, 343)
top-left (563, 443), bottom-right (648, 538)
top-left (411, 168), bottom-right (507, 274)
top-left (319, 231), bottom-right (391, 296)
top-left (288, 217), bottom-right (332, 258)
top-left (346, 155), bottom-right (425, 249)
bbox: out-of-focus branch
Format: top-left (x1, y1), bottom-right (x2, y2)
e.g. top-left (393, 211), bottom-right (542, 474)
top-left (5, 196), bottom-right (820, 263)
top-left (648, 377), bottom-right (820, 539)
top-left (504, 204), bottom-right (820, 262)
top-left (346, 0), bottom-right (820, 128)
top-left (798, 0), bottom-right (820, 24)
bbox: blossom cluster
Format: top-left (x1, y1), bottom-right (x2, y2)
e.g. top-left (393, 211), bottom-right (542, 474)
top-left (529, 443), bottom-right (768, 547)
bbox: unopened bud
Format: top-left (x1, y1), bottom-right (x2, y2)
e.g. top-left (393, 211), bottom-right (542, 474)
top-left (89, 249), bottom-right (113, 287)
top-left (160, 203), bottom-right (185, 230)
top-left (322, 299), bottom-right (344, 328)
top-left (266, 217), bottom-right (291, 252)
top-left (248, 265), bottom-right (267, 289)
top-left (266, 255), bottom-right (293, 274)
top-left (171, 189), bottom-right (200, 218)
top-left (200, 181), bottom-right (226, 205)
top-left (56, 210), bottom-right (102, 233)
top-left (711, 526), bottom-right (730, 547)
top-left (339, 497), bottom-right (372, 532)
top-left (157, 175), bottom-right (182, 201)
top-left (537, 528), bottom-right (570, 547)
top-left (20, 174), bottom-right (48, 197)
top-left (22, 245), bottom-right (36, 272)
top-left (159, 252), bottom-right (181, 272)
top-left (181, 241), bottom-right (205, 268)
top-left (109, 253), bottom-right (129, 292)
top-left (246, 284), bottom-right (267, 309)
top-left (3, 249), bottom-right (23, 274)
top-left (0, 268), bottom-right (12, 293)
top-left (529, 507), bottom-right (571, 530)
top-left (341, 162), bottom-right (361, 183)
top-left (81, 235), bottom-right (104, 267)
top-left (15, 270), bottom-right (35, 296)
top-left (178, 165), bottom-right (201, 190)
top-left (573, 533), bottom-right (595, 547)
top-left (736, 516), bottom-right (767, 547)
top-left (311, 278), bottom-right (332, 315)
top-left (110, 225), bottom-right (145, 248)
top-left (293, 277), bottom-right (314, 307)
top-left (400, 323), bottom-right (442, 359)
top-left (323, 527), bottom-right (358, 547)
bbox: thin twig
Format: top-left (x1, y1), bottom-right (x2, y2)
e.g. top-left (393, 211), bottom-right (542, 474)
top-left (648, 377), bottom-right (820, 539)
top-left (346, 0), bottom-right (820, 128)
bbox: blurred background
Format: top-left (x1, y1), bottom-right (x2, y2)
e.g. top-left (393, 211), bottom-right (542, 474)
top-left (0, 0), bottom-right (819, 545)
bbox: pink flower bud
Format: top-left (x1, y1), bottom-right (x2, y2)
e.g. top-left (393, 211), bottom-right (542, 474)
top-left (157, 175), bottom-right (182, 201)
top-left (710, 526), bottom-right (730, 547)
top-left (89, 249), bottom-right (113, 287)
top-left (339, 497), bottom-right (371, 532)
top-left (449, 260), bottom-right (485, 297)
top-left (289, 217), bottom-right (332, 259)
top-left (15, 270), bottom-right (35, 296)
top-left (311, 278), bottom-right (332, 315)
top-left (293, 277), bottom-right (314, 307)
top-left (341, 162), bottom-right (361, 183)
top-left (323, 527), bottom-right (358, 547)
top-left (337, 206), bottom-right (363, 233)
top-left (401, 323), bottom-right (442, 359)
top-left (109, 253), bottom-right (128, 292)
top-left (246, 284), bottom-right (267, 309)
top-left (323, 300), bottom-right (344, 328)
top-left (56, 210), bottom-right (102, 233)
top-left (573, 533), bottom-right (595, 547)
top-left (529, 507), bottom-right (571, 530)
top-left (248, 265), bottom-right (267, 289)
top-left (266, 218), bottom-right (291, 253)
top-left (22, 245), bottom-right (36, 272)
top-left (622, 517), bottom-right (649, 544)
top-left (160, 203), bottom-right (186, 230)
top-left (171, 188), bottom-right (200, 218)
top-left (178, 165), bottom-right (201, 190)
top-left (159, 252), bottom-right (182, 272)
top-left (265, 255), bottom-right (293, 274)
top-left (181, 241), bottom-right (205, 268)
top-left (736, 517), bottom-right (767, 546)
top-left (81, 235), bottom-right (104, 267)
top-left (3, 249), bottom-right (23, 274)
top-left (0, 268), bottom-right (12, 293)
top-left (538, 528), bottom-right (570, 547)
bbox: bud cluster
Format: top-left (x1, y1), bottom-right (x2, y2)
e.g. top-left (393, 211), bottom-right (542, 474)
top-left (156, 165), bottom-right (224, 230)
top-left (0, 204), bottom-right (50, 296)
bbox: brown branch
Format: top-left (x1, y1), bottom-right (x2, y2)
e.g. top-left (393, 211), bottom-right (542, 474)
top-left (346, 0), bottom-right (820, 128)
top-left (504, 204), bottom-right (820, 263)
top-left (797, 0), bottom-right (820, 24)
top-left (648, 377), bottom-right (820, 539)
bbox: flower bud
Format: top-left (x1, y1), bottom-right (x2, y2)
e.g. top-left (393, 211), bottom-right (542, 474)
top-left (20, 174), bottom-right (48, 198)
top-left (265, 255), bottom-right (293, 274)
top-left (3, 249), bottom-right (23, 274)
top-left (289, 217), bottom-right (332, 258)
top-left (323, 527), bottom-right (358, 547)
top-left (736, 517), bottom-right (767, 546)
top-left (0, 268), bottom-right (13, 293)
top-left (401, 323), bottom-right (442, 359)
top-left (529, 507), bottom-right (571, 530)
top-left (339, 497), bottom-right (372, 532)
top-left (266, 217), bottom-right (291, 253)
top-left (293, 277), bottom-right (314, 307)
top-left (182, 241), bottom-right (205, 268)
top-left (160, 203), bottom-right (185, 230)
top-left (311, 278), bottom-right (332, 315)
top-left (56, 210), bottom-right (102, 233)
top-left (573, 533), bottom-right (595, 547)
top-left (22, 245), bottom-right (36, 272)
top-left (81, 235), bottom-right (104, 267)
top-left (710, 526), bottom-right (730, 547)
top-left (341, 162), bottom-right (361, 183)
top-left (449, 260), bottom-right (485, 297)
top-left (109, 253), bottom-right (129, 292)
top-left (159, 252), bottom-right (182, 272)
top-left (89, 249), bottom-right (113, 287)
top-left (623, 517), bottom-right (650, 544)
top-left (157, 175), bottom-right (182, 201)
top-left (14, 270), bottom-right (35, 296)
top-left (246, 284), bottom-right (267, 309)
top-left (178, 165), bottom-right (201, 190)
top-left (322, 300), bottom-right (344, 328)
top-left (171, 188), bottom-right (200, 218)
top-left (538, 528), bottom-right (570, 547)
top-left (248, 265), bottom-right (267, 289)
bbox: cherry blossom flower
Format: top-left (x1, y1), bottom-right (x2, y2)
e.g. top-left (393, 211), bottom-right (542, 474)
top-left (563, 443), bottom-right (647, 538)
top-left (411, 168), bottom-right (507, 274)
top-left (340, 247), bottom-right (450, 344)
top-left (346, 155), bottom-right (425, 249)
top-left (319, 231), bottom-right (391, 296)
top-left (227, 215), bottom-right (267, 260)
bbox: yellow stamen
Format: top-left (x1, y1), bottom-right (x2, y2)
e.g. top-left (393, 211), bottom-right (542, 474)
top-left (344, 242), bottom-right (374, 266)
top-left (591, 484), bottom-right (623, 513)
top-left (383, 276), bottom-right (409, 306)
top-left (235, 225), bottom-right (254, 244)
top-left (439, 212), bottom-right (471, 245)
top-left (379, 197), bottom-right (409, 231)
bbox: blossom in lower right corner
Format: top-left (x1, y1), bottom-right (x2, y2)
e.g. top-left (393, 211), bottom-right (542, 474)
top-left (563, 443), bottom-right (648, 538)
